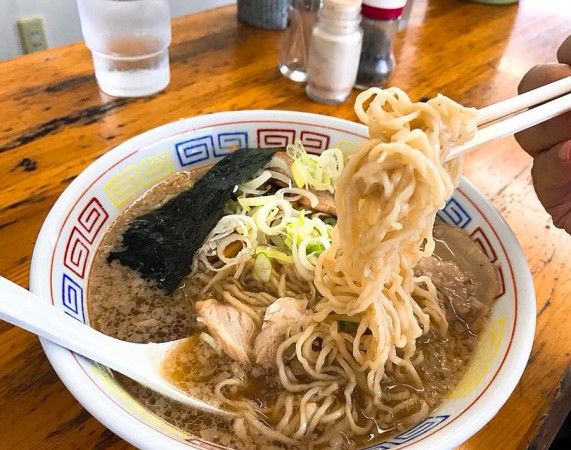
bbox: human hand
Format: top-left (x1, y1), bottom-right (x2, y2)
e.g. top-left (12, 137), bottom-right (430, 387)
top-left (515, 35), bottom-right (571, 233)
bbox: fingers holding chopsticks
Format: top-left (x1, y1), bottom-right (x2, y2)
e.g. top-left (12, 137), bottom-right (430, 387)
top-left (515, 36), bottom-right (571, 156)
top-left (515, 64), bottom-right (571, 156)
top-left (515, 34), bottom-right (571, 234)
top-left (530, 140), bottom-right (571, 234)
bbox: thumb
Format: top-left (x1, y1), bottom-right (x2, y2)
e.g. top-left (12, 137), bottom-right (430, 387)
top-left (531, 140), bottom-right (571, 233)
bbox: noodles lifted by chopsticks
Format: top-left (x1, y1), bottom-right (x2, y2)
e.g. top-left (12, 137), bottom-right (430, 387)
top-left (269, 87), bottom-right (477, 444)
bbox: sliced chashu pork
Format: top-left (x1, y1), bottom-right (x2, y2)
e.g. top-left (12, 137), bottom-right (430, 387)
top-left (195, 298), bottom-right (256, 365)
top-left (415, 222), bottom-right (499, 333)
top-left (254, 297), bottom-right (310, 369)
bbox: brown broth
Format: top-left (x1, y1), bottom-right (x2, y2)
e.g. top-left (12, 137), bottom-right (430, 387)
top-left (88, 169), bottom-right (207, 343)
top-left (88, 170), bottom-right (498, 449)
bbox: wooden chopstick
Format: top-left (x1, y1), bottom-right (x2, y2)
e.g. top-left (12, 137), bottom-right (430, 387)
top-left (446, 78), bottom-right (571, 161)
top-left (476, 76), bottom-right (571, 126)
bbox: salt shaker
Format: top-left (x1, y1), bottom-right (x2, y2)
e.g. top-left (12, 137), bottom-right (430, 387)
top-left (356, 0), bottom-right (406, 89)
top-left (305, 0), bottom-right (363, 104)
top-left (279, 0), bottom-right (322, 82)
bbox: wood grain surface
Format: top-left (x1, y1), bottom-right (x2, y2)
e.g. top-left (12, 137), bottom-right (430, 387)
top-left (1, 0), bottom-right (570, 449)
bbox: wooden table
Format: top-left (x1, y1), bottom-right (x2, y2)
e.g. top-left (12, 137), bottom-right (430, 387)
top-left (1, 0), bottom-right (569, 449)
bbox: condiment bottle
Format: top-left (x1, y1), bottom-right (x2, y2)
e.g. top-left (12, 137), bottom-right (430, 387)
top-left (355, 0), bottom-right (406, 89)
top-left (279, 0), bottom-right (323, 82)
top-left (305, 0), bottom-right (363, 104)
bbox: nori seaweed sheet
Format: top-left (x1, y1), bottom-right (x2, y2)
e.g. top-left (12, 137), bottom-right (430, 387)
top-left (107, 147), bottom-right (280, 294)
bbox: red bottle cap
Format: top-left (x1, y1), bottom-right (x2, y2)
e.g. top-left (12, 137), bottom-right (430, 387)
top-left (362, 0), bottom-right (407, 19)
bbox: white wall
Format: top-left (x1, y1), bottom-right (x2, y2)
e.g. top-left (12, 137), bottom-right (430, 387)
top-left (0, 0), bottom-right (235, 61)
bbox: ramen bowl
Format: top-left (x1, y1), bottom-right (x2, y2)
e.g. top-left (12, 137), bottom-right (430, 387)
top-left (30, 110), bottom-right (535, 450)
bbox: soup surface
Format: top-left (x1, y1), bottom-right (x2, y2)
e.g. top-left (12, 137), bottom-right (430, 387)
top-left (88, 166), bottom-right (499, 449)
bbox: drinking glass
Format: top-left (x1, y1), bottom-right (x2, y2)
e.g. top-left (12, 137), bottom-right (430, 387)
top-left (77, 0), bottom-right (172, 97)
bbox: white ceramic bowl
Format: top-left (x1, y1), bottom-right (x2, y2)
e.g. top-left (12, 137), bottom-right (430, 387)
top-left (29, 110), bottom-right (535, 450)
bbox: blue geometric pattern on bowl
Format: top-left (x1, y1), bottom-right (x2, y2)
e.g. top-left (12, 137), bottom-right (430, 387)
top-left (175, 135), bottom-right (215, 167)
top-left (62, 273), bottom-right (86, 323)
top-left (174, 128), bottom-right (335, 169)
top-left (368, 415), bottom-right (450, 449)
top-left (216, 131), bottom-right (249, 156)
top-left (437, 197), bottom-right (472, 228)
top-left (176, 131), bottom-right (251, 166)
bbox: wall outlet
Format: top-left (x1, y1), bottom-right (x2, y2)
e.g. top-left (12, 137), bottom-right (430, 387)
top-left (18, 17), bottom-right (48, 54)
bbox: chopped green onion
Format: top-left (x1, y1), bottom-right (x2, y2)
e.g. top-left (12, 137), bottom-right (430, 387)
top-left (253, 252), bottom-right (273, 282)
top-left (255, 245), bottom-right (294, 264)
top-left (306, 242), bottom-right (325, 255)
top-left (199, 332), bottom-right (221, 353)
top-left (238, 194), bottom-right (276, 208)
top-left (286, 140), bottom-right (345, 192)
top-left (240, 170), bottom-right (272, 190)
top-left (291, 160), bottom-right (306, 188)
top-left (269, 234), bottom-right (287, 249)
top-left (339, 321), bottom-right (359, 332)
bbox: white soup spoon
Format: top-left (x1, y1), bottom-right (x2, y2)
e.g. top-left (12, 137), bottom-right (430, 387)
top-left (0, 276), bottom-right (233, 419)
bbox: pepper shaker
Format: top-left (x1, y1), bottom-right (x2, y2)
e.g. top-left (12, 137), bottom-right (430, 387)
top-left (356, 0), bottom-right (406, 89)
top-left (305, 0), bottom-right (363, 104)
